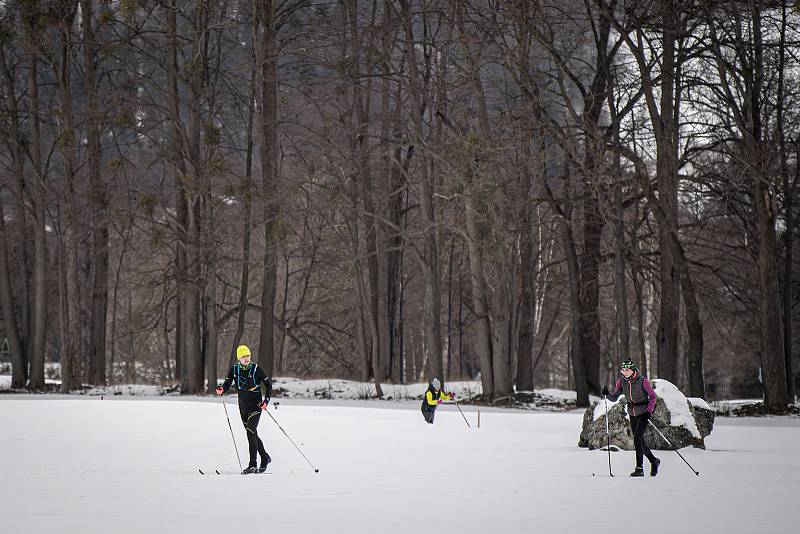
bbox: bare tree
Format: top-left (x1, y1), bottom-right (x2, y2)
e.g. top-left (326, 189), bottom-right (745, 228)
top-left (23, 5), bottom-right (48, 390)
top-left (255, 0), bottom-right (279, 376)
top-left (82, 0), bottom-right (110, 387)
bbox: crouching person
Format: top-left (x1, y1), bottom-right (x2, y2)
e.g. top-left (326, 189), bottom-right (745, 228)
top-left (420, 378), bottom-right (454, 424)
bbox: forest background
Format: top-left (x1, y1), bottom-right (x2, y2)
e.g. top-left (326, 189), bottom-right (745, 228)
top-left (0, 0), bottom-right (798, 413)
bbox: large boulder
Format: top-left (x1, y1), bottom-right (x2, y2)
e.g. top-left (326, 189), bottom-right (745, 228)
top-left (579, 379), bottom-right (715, 450)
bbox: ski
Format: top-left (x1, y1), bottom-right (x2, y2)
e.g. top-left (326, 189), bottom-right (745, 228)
top-left (198, 469), bottom-right (222, 475)
top-left (198, 468), bottom-right (271, 475)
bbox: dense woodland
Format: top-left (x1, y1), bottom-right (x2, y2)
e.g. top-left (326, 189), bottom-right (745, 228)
top-left (0, 0), bottom-right (798, 412)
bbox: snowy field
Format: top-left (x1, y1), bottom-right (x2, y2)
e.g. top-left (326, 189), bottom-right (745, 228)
top-left (0, 397), bottom-right (798, 533)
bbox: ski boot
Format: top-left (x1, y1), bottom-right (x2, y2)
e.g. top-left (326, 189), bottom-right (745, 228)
top-left (257, 454), bottom-right (272, 474)
top-left (242, 466), bottom-right (258, 475)
top-left (629, 466), bottom-right (644, 477)
top-left (650, 457), bottom-right (661, 477)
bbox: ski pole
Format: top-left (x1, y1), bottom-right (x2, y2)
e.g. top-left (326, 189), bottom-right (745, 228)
top-left (453, 400), bottom-right (471, 428)
top-left (604, 395), bottom-right (613, 477)
top-left (222, 396), bottom-right (243, 472)
top-left (264, 408), bottom-right (320, 473)
top-left (647, 420), bottom-right (700, 476)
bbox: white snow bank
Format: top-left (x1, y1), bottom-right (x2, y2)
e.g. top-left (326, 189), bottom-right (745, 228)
top-left (0, 375), bottom-right (489, 401)
top-left (273, 377), bottom-right (483, 401)
top-left (1, 375), bottom-right (564, 407)
top-left (534, 388), bottom-right (577, 402)
top-left (79, 384), bottom-right (176, 396)
top-left (0, 375), bottom-right (61, 390)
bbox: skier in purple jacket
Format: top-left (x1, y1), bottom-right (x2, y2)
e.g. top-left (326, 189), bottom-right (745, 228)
top-left (602, 360), bottom-right (661, 477)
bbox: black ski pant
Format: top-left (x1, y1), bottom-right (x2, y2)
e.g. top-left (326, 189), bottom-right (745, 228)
top-left (239, 403), bottom-right (268, 468)
top-left (630, 413), bottom-right (657, 468)
top-left (421, 406), bottom-right (436, 424)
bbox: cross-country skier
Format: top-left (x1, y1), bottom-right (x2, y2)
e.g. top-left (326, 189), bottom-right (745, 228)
top-left (602, 359), bottom-right (661, 477)
top-left (216, 345), bottom-right (273, 474)
top-left (420, 378), bottom-right (454, 424)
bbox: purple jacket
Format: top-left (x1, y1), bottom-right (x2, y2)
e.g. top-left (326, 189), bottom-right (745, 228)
top-left (608, 371), bottom-right (657, 416)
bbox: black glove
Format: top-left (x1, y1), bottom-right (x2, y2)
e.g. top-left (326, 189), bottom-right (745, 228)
top-left (642, 410), bottom-right (651, 420)
top-left (601, 386), bottom-right (609, 396)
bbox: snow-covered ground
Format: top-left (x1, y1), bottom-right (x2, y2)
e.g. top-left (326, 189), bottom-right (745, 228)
top-left (0, 375), bottom-right (578, 408)
top-left (0, 397), bottom-right (797, 533)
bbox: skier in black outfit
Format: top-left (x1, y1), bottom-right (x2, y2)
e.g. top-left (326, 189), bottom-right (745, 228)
top-left (216, 345), bottom-right (273, 474)
top-left (602, 359), bottom-right (661, 477)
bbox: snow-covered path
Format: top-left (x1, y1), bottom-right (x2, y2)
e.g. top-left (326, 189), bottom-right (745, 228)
top-left (0, 397), bottom-right (797, 533)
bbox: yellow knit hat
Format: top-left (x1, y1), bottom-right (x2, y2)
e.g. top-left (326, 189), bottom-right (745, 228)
top-left (236, 345), bottom-right (252, 360)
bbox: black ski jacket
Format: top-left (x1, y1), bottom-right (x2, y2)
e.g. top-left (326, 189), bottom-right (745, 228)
top-left (221, 363), bottom-right (272, 408)
top-left (420, 385), bottom-right (452, 413)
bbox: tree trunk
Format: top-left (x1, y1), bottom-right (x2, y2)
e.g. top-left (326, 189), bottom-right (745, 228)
top-left (56, 9), bottom-right (83, 392)
top-left (82, 0), bottom-right (109, 386)
top-left (491, 283), bottom-right (513, 397)
top-left (579, 196), bottom-right (603, 394)
top-left (0, 46), bottom-right (29, 387)
top-left (255, 0), bottom-right (278, 376)
top-left (0, 199), bottom-right (25, 388)
top-left (180, 0), bottom-right (208, 394)
top-left (400, 0), bottom-right (444, 387)
top-left (750, 2), bottom-right (788, 412)
top-left (230, 23), bottom-right (257, 368)
top-left (613, 180), bottom-right (630, 362)
top-left (563, 221), bottom-right (590, 407)
top-left (516, 218), bottom-right (536, 391)
top-left (631, 250), bottom-right (648, 376)
top-left (380, 2), bottom-right (403, 383)
top-left (608, 72), bottom-right (630, 363)
top-left (464, 188), bottom-right (494, 397)
top-left (748, 3), bottom-right (788, 407)
top-left (166, 0), bottom-right (186, 383)
top-left (109, 226), bottom-right (131, 384)
top-left (205, 217), bottom-right (218, 393)
top-left (655, 7), bottom-right (680, 383)
top-left (182, 201), bottom-right (202, 393)
top-left (515, 121), bottom-right (542, 393)
top-left (354, 256), bottom-right (371, 383)
top-left (26, 18), bottom-right (47, 391)
top-left (126, 289), bottom-right (136, 383)
top-left (682, 267), bottom-right (704, 397)
top-left (776, 0), bottom-right (795, 401)
top-left (754, 180), bottom-right (790, 411)
top-left (346, 0), bottom-right (385, 387)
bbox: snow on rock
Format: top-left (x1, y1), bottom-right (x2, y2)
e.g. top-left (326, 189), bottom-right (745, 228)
top-left (652, 379), bottom-right (701, 439)
top-left (592, 396), bottom-right (623, 422)
top-left (688, 397), bottom-right (713, 411)
top-left (582, 399), bottom-right (631, 450)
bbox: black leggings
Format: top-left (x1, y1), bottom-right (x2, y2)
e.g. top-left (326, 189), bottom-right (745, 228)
top-left (630, 413), bottom-right (657, 468)
top-left (421, 407), bottom-right (435, 424)
top-left (240, 405), bottom-right (268, 467)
